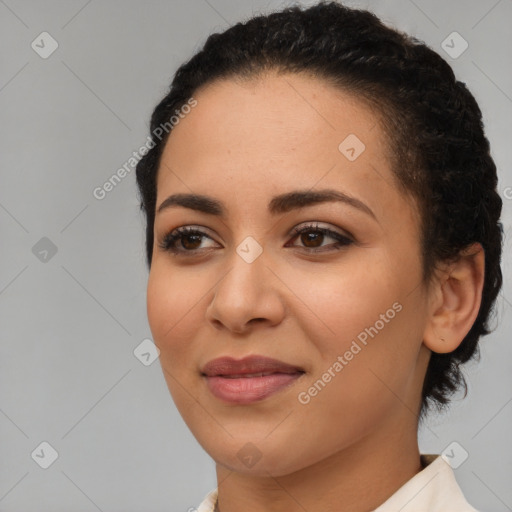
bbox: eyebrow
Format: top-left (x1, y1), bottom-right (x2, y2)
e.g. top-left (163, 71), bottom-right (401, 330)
top-left (156, 189), bottom-right (376, 220)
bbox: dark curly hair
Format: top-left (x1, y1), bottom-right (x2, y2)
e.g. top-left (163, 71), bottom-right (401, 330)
top-left (135, 1), bottom-right (503, 420)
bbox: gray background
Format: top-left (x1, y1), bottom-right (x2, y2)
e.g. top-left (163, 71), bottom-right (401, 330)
top-left (1, 0), bottom-right (511, 511)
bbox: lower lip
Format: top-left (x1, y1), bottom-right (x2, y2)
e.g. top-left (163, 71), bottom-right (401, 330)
top-left (204, 373), bottom-right (303, 404)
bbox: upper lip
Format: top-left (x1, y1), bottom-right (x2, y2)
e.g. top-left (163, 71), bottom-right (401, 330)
top-left (201, 356), bottom-right (305, 377)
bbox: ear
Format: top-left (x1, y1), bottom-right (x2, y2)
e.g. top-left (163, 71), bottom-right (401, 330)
top-left (423, 243), bottom-right (485, 354)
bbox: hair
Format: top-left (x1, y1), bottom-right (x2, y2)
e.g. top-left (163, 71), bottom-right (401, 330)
top-left (135, 1), bottom-right (503, 420)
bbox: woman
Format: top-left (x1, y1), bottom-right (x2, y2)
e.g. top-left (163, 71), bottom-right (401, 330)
top-left (135, 2), bottom-right (503, 511)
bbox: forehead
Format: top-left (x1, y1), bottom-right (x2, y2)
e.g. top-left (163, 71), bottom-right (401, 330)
top-left (161, 71), bottom-right (385, 164)
top-left (155, 71), bottom-right (412, 224)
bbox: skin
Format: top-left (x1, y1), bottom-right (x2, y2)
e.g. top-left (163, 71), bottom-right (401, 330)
top-left (146, 71), bottom-right (485, 512)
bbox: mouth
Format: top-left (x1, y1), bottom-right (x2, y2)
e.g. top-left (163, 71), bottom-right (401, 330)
top-left (201, 355), bottom-right (305, 377)
top-left (201, 355), bottom-right (305, 404)
top-left (218, 371), bottom-right (293, 378)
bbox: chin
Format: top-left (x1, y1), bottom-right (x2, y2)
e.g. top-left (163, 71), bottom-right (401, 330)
top-left (201, 434), bottom-right (314, 477)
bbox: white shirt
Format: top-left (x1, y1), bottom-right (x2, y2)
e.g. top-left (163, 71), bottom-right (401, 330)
top-left (196, 454), bottom-right (479, 512)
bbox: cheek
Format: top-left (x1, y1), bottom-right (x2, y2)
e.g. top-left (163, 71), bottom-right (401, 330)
top-left (288, 249), bottom-right (425, 390)
top-left (146, 264), bottom-right (203, 356)
top-left (288, 255), bottom-right (398, 347)
top-left (146, 266), bottom-right (205, 410)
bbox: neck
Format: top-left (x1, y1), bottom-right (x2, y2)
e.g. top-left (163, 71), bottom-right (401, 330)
top-left (214, 413), bottom-right (422, 512)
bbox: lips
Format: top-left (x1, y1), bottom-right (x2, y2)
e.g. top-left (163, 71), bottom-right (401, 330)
top-left (201, 355), bottom-right (304, 377)
top-left (201, 356), bottom-right (305, 404)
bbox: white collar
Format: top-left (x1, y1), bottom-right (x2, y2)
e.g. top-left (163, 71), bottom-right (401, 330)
top-left (196, 454), bottom-right (479, 512)
top-left (373, 454), bottom-right (478, 511)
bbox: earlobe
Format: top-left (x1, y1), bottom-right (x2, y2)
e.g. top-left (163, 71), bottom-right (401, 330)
top-left (423, 243), bottom-right (485, 354)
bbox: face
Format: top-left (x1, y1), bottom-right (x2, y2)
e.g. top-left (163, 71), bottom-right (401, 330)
top-left (147, 72), bottom-right (432, 476)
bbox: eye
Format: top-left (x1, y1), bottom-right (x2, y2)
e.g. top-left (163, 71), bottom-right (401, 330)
top-left (286, 222), bottom-right (353, 253)
top-left (158, 226), bottom-right (219, 255)
top-left (158, 222), bottom-right (353, 257)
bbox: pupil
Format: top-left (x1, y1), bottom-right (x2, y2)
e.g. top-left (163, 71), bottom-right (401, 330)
top-left (302, 231), bottom-right (323, 247)
top-left (183, 234), bottom-right (201, 249)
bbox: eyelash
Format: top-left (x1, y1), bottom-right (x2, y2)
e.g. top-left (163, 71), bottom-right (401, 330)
top-left (158, 223), bottom-right (353, 257)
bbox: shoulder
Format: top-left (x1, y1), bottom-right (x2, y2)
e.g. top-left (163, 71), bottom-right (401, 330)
top-left (196, 488), bottom-right (218, 512)
top-left (195, 455), bottom-right (480, 512)
top-left (373, 454), bottom-right (479, 512)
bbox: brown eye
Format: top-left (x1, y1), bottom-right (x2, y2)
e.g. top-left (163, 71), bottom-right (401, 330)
top-left (159, 226), bottom-right (219, 255)
top-left (288, 223), bottom-right (353, 253)
top-left (181, 233), bottom-right (203, 250)
top-left (300, 231), bottom-right (325, 248)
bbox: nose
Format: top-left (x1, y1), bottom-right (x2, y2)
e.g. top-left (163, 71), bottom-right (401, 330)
top-left (205, 249), bottom-right (286, 334)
